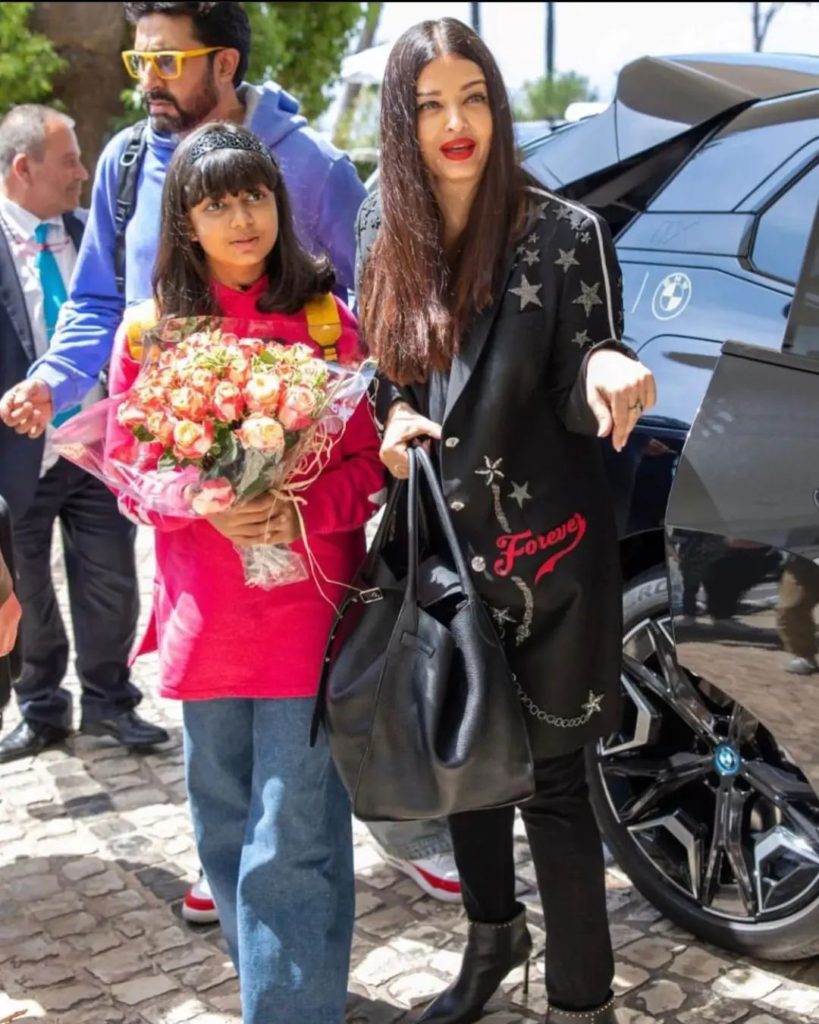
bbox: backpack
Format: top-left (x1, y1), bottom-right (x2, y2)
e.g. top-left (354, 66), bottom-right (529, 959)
top-left (113, 119), bottom-right (149, 295)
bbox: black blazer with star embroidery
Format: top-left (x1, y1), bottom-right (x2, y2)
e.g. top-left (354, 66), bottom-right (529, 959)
top-left (357, 187), bottom-right (632, 757)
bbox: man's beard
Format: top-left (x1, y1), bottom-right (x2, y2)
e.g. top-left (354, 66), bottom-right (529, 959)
top-left (143, 73), bottom-right (219, 135)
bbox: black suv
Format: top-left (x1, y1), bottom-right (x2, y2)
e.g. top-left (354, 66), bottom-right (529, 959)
top-left (521, 52), bottom-right (819, 960)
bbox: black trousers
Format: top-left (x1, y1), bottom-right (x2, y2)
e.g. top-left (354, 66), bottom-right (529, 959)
top-left (448, 748), bottom-right (614, 1011)
top-left (13, 458), bottom-right (141, 729)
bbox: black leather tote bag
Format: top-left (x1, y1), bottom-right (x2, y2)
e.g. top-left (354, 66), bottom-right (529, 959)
top-left (311, 446), bottom-right (534, 821)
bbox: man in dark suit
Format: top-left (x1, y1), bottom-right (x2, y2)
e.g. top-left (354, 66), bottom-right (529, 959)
top-left (0, 104), bottom-right (167, 760)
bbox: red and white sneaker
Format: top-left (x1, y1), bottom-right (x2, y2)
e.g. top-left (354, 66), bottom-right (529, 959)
top-left (383, 852), bottom-right (463, 903)
top-left (182, 874), bottom-right (219, 924)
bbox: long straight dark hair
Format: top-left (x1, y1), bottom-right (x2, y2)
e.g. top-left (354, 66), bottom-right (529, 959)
top-left (153, 122), bottom-right (335, 317)
top-left (360, 18), bottom-right (526, 385)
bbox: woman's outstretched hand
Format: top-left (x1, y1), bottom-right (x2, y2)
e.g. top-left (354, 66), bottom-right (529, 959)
top-left (585, 349), bottom-right (657, 452)
top-left (380, 401), bottom-right (442, 479)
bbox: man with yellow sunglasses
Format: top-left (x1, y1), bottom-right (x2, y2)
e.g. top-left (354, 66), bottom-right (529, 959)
top-left (121, 45), bottom-right (224, 83)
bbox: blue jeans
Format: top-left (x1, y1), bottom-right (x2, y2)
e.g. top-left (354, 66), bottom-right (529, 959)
top-left (183, 697), bottom-right (354, 1024)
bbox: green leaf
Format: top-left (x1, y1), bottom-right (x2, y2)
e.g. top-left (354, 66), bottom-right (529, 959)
top-left (133, 424), bottom-right (154, 443)
top-left (243, 2), bottom-right (365, 121)
top-left (512, 71), bottom-right (598, 123)
top-left (158, 451), bottom-right (178, 471)
top-left (0, 4), bottom-right (65, 112)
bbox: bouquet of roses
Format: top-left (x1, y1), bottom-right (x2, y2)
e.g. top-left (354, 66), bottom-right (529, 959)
top-left (53, 314), bottom-right (374, 588)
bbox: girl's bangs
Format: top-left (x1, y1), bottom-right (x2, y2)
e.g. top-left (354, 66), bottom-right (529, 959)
top-left (183, 148), bottom-right (279, 208)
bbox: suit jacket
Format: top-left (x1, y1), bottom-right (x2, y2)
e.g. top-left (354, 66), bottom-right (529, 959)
top-left (357, 189), bottom-right (632, 757)
top-left (0, 211), bottom-right (85, 521)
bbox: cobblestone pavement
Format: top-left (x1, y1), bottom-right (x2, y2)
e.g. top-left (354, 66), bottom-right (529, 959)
top-left (1, 529), bottom-right (819, 1024)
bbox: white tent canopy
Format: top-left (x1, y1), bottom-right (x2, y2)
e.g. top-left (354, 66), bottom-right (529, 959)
top-left (340, 42), bottom-right (394, 86)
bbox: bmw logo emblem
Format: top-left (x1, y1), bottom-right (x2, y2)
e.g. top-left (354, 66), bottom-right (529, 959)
top-left (714, 744), bottom-right (741, 777)
top-left (652, 272), bottom-right (693, 320)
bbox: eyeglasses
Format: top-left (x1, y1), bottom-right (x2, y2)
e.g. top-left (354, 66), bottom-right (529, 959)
top-left (121, 47), bottom-right (223, 81)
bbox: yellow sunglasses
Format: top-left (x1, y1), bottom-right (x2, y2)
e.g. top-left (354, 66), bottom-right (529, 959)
top-left (121, 47), bottom-right (224, 81)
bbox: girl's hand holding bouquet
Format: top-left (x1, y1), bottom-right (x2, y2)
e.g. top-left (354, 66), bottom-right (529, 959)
top-left (54, 314), bottom-right (374, 588)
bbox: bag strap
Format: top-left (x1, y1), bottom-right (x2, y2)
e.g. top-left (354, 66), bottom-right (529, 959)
top-left (114, 119), bottom-right (148, 295)
top-left (308, 476), bottom-right (407, 746)
top-left (409, 446), bottom-right (480, 603)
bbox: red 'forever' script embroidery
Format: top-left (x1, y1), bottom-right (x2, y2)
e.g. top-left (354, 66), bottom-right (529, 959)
top-left (494, 512), bottom-right (588, 584)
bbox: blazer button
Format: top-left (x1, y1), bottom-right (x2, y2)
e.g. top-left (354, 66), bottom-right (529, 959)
top-left (471, 556), bottom-right (486, 572)
top-left (450, 500), bottom-right (465, 512)
top-left (444, 436), bottom-right (460, 448)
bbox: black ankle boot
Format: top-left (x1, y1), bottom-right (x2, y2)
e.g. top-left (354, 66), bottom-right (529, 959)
top-left (545, 993), bottom-right (623, 1022)
top-left (417, 903), bottom-right (532, 1023)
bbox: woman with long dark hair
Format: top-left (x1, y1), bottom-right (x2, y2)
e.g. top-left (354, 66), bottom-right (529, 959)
top-left (356, 19), bottom-right (656, 1024)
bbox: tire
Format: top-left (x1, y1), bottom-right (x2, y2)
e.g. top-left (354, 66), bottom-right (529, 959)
top-left (586, 566), bottom-right (819, 960)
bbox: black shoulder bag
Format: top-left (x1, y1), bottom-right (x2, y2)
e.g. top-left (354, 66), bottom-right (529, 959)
top-left (311, 446), bottom-right (534, 821)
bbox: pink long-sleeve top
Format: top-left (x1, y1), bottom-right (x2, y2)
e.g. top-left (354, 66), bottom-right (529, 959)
top-left (109, 278), bottom-right (384, 702)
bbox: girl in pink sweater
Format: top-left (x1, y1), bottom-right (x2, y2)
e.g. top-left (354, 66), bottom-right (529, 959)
top-left (109, 123), bottom-right (383, 1024)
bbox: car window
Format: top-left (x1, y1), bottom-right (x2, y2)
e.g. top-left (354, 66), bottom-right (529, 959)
top-left (651, 119), bottom-right (819, 214)
top-left (782, 201), bottom-right (819, 359)
top-left (752, 162), bottom-right (819, 285)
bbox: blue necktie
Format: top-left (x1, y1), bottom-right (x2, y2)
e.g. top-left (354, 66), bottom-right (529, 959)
top-left (34, 222), bottom-right (67, 340)
top-left (34, 222), bottom-right (78, 427)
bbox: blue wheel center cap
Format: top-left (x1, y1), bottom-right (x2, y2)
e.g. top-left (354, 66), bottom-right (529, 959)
top-left (714, 743), bottom-right (741, 777)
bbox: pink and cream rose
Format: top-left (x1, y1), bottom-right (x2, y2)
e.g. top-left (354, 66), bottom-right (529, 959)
top-left (172, 419), bottom-right (214, 461)
top-left (170, 386), bottom-right (208, 421)
top-left (245, 372), bottom-right (283, 414)
top-left (236, 414), bottom-right (286, 456)
top-left (117, 401), bottom-right (148, 431)
top-left (188, 367), bottom-right (216, 392)
top-left (278, 385), bottom-right (319, 431)
top-left (146, 409), bottom-right (177, 447)
top-left (190, 478), bottom-right (236, 516)
top-left (211, 381), bottom-right (245, 422)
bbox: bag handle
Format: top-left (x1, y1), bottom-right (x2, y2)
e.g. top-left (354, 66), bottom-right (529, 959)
top-left (406, 445), bottom-right (480, 605)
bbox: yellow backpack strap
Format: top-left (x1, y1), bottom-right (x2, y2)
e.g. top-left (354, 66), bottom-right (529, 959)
top-left (304, 294), bottom-right (342, 362)
top-left (122, 301), bottom-right (158, 362)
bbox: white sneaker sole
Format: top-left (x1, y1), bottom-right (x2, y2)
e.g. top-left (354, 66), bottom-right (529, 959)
top-left (181, 900), bottom-right (220, 924)
top-left (383, 855), bottom-right (463, 904)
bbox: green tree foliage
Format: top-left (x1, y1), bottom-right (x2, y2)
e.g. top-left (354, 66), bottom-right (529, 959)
top-left (513, 71), bottom-right (598, 122)
top-left (0, 2), bottom-right (65, 113)
top-left (244, 2), bottom-right (365, 120)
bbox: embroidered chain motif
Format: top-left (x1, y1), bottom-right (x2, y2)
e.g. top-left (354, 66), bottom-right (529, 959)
top-left (514, 677), bottom-right (603, 729)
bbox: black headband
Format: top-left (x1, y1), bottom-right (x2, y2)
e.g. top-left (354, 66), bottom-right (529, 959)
top-left (188, 128), bottom-right (274, 165)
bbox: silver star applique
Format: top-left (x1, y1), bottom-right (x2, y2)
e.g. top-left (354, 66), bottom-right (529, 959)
top-left (554, 248), bottom-right (579, 273)
top-left (569, 209), bottom-right (590, 231)
top-left (579, 231), bottom-right (591, 244)
top-left (571, 329), bottom-right (591, 348)
top-left (573, 280), bottom-right (602, 317)
top-left (509, 481), bottom-right (532, 508)
top-left (522, 249), bottom-right (541, 267)
top-left (582, 691), bottom-right (604, 716)
top-left (475, 456), bottom-right (505, 487)
top-left (535, 201), bottom-right (549, 220)
top-left (491, 607), bottom-right (515, 628)
top-left (527, 232), bottom-right (539, 245)
top-left (515, 243), bottom-right (527, 257)
top-left (554, 205), bottom-right (572, 223)
top-left (509, 274), bottom-right (543, 310)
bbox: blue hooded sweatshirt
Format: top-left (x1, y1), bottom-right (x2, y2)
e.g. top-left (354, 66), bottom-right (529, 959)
top-left (30, 82), bottom-right (367, 412)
